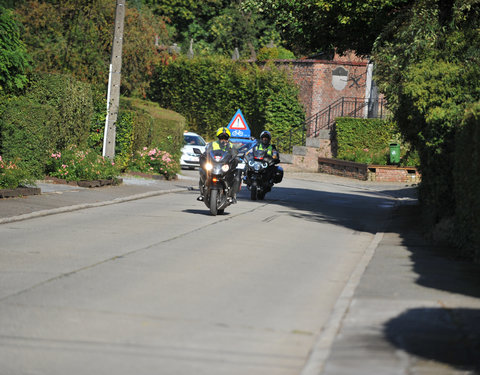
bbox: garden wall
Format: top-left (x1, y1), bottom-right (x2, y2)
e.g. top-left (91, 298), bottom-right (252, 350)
top-left (317, 157), bottom-right (421, 183)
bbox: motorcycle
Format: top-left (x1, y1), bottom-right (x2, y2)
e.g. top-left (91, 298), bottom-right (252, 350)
top-left (243, 147), bottom-right (283, 200)
top-left (196, 146), bottom-right (240, 215)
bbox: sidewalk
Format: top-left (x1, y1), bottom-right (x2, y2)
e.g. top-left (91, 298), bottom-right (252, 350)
top-left (1, 172), bottom-right (479, 374)
top-left (0, 174), bottom-right (196, 224)
top-left (313, 203), bottom-right (480, 375)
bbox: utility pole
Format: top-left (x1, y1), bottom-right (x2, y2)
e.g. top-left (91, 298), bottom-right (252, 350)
top-left (103, 0), bottom-right (125, 159)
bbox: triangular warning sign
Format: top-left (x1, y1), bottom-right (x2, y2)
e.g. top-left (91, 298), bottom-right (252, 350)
top-left (227, 109), bottom-right (251, 138)
top-left (229, 114), bottom-right (247, 130)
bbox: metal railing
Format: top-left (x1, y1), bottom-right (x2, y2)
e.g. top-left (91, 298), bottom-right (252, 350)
top-left (276, 97), bottom-right (389, 153)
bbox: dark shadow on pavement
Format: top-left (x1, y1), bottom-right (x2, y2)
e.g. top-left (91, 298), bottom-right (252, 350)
top-left (382, 204), bottom-right (480, 372)
top-left (384, 307), bottom-right (480, 372)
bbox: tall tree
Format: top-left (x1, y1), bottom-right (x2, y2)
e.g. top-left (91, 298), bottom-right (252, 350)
top-left (0, 6), bottom-right (30, 94)
top-left (15, 0), bottom-right (169, 96)
top-left (242, 0), bottom-right (414, 56)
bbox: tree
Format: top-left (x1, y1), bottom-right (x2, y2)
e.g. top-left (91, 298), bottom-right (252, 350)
top-left (242, 0), bottom-right (414, 56)
top-left (15, 0), bottom-right (169, 96)
top-left (372, 0), bottom-right (480, 226)
top-left (0, 6), bottom-right (30, 94)
top-left (143, 0), bottom-right (285, 58)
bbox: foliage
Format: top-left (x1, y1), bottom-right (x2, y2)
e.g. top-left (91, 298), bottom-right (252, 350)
top-left (373, 0), bottom-right (480, 230)
top-left (0, 6), bottom-right (30, 94)
top-left (242, 0), bottom-right (412, 56)
top-left (25, 73), bottom-right (94, 150)
top-left (454, 101), bottom-right (480, 260)
top-left (335, 117), bottom-right (419, 166)
top-left (120, 97), bottom-right (185, 157)
top-left (15, 0), bottom-right (169, 97)
top-left (129, 146), bottom-right (179, 180)
top-left (144, 0), bottom-right (282, 59)
top-left (257, 45), bottom-right (295, 61)
top-left (0, 98), bottom-right (58, 177)
top-left (0, 155), bottom-right (35, 189)
top-left (148, 56), bottom-right (304, 141)
top-left (45, 145), bottom-right (120, 181)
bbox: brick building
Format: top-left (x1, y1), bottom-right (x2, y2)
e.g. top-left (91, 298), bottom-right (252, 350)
top-left (274, 51), bottom-right (383, 136)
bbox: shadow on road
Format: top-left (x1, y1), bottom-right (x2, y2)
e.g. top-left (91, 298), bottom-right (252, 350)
top-left (384, 307), bottom-right (480, 372)
top-left (382, 204), bottom-right (480, 372)
top-left (236, 184), bottom-right (407, 234)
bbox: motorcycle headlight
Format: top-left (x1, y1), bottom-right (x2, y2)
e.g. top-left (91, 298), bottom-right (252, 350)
top-left (248, 160), bottom-right (254, 167)
top-left (205, 162), bottom-right (213, 171)
top-left (254, 162), bottom-right (261, 171)
top-left (221, 164), bottom-right (230, 172)
top-left (262, 162), bottom-right (268, 169)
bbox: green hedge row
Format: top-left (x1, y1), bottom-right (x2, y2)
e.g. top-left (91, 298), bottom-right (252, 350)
top-left (335, 117), bottom-right (419, 166)
top-left (115, 97), bottom-right (186, 168)
top-left (0, 73), bottom-right (94, 177)
top-left (0, 72), bottom-right (186, 179)
top-left (454, 101), bottom-right (480, 261)
top-left (148, 56), bottom-right (304, 141)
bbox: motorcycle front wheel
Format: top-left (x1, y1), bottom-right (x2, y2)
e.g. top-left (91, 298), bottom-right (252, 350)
top-left (209, 189), bottom-right (218, 215)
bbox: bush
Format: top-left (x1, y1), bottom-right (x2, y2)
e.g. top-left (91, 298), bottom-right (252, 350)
top-left (454, 101), bottom-right (480, 260)
top-left (129, 147), bottom-right (179, 180)
top-left (45, 146), bottom-right (120, 181)
top-left (335, 117), bottom-right (419, 166)
top-left (148, 56), bottom-right (304, 140)
top-left (25, 73), bottom-right (94, 149)
top-left (257, 46), bottom-right (295, 61)
top-left (0, 155), bottom-right (35, 189)
top-left (0, 98), bottom-right (58, 177)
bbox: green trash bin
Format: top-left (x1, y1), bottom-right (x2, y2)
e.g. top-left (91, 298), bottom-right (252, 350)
top-left (389, 143), bottom-right (401, 164)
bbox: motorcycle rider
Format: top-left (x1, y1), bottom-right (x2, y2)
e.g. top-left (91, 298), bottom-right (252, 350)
top-left (198, 127), bottom-right (241, 203)
top-left (256, 130), bottom-right (283, 184)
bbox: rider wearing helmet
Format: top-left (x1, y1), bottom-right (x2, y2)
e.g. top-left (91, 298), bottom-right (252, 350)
top-left (255, 130), bottom-right (283, 184)
top-left (198, 127), bottom-right (240, 203)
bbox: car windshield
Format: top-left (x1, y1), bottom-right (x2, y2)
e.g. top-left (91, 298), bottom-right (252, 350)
top-left (184, 135), bottom-right (206, 146)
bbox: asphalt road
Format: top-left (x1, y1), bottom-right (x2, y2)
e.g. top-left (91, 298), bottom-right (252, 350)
top-left (0, 173), bottom-right (405, 374)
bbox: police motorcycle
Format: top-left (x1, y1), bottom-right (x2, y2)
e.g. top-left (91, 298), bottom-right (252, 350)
top-left (243, 145), bottom-right (282, 200)
top-left (195, 144), bottom-right (239, 216)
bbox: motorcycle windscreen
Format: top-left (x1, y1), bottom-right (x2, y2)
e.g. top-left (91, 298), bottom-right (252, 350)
top-left (253, 148), bottom-right (267, 160)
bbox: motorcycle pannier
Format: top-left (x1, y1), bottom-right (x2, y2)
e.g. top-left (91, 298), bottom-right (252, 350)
top-left (274, 167), bottom-right (284, 183)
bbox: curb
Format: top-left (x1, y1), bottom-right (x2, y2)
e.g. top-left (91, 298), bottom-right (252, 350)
top-left (300, 231), bottom-right (384, 375)
top-left (0, 187), bottom-right (187, 225)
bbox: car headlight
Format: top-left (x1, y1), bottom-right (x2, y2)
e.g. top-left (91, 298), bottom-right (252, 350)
top-left (221, 164), bottom-right (230, 172)
top-left (205, 162), bottom-right (213, 171)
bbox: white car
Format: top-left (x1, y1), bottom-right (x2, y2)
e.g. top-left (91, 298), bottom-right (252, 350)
top-left (180, 131), bottom-right (207, 169)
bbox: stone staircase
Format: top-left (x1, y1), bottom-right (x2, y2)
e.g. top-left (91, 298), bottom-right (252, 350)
top-left (280, 131), bottom-right (333, 172)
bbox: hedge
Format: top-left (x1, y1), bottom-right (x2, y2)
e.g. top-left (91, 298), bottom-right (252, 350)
top-left (454, 101), bottom-right (480, 261)
top-left (335, 117), bottom-right (419, 166)
top-left (0, 98), bottom-right (59, 177)
top-left (25, 73), bottom-right (94, 149)
top-left (148, 56), bottom-right (304, 141)
top-left (115, 97), bottom-right (186, 169)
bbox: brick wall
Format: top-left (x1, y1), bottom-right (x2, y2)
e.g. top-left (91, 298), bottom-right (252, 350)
top-left (368, 166), bottom-right (421, 183)
top-left (318, 158), bottom-right (421, 183)
top-left (318, 157), bottom-right (368, 180)
top-left (277, 51), bottom-right (369, 120)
